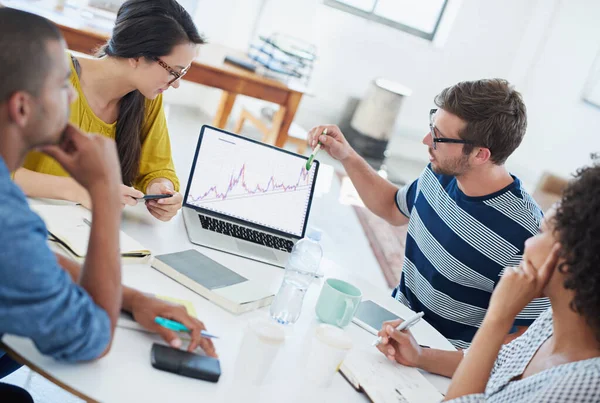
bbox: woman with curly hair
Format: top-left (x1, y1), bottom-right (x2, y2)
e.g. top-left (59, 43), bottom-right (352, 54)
top-left (375, 164), bottom-right (600, 402)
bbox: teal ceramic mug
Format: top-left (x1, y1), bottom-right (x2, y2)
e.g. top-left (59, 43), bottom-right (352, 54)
top-left (315, 278), bottom-right (362, 328)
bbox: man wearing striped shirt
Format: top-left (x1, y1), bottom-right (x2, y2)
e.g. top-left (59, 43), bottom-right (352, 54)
top-left (307, 79), bottom-right (549, 349)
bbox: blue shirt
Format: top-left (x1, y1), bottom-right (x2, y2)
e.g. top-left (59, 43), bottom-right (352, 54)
top-left (393, 165), bottom-right (549, 349)
top-left (0, 157), bottom-right (110, 362)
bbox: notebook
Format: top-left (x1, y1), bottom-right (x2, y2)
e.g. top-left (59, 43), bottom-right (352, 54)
top-left (151, 249), bottom-right (274, 314)
top-left (340, 347), bottom-right (443, 403)
top-left (31, 204), bottom-right (151, 262)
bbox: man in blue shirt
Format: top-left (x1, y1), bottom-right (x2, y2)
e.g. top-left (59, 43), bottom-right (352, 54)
top-left (308, 79), bottom-right (548, 349)
top-left (0, 9), bottom-right (215, 399)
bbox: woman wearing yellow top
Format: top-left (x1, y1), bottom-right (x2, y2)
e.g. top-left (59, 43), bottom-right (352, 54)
top-left (14, 0), bottom-right (203, 221)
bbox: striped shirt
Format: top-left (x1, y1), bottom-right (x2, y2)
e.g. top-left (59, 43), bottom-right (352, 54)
top-left (392, 165), bottom-right (549, 349)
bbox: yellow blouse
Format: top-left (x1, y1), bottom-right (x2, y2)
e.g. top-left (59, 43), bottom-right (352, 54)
top-left (22, 55), bottom-right (180, 192)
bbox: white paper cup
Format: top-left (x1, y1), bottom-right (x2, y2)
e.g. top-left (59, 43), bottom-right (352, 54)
top-left (233, 318), bottom-right (286, 385)
top-left (304, 324), bottom-right (353, 387)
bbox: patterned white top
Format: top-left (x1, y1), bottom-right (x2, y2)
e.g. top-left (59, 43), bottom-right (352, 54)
top-left (446, 308), bottom-right (600, 402)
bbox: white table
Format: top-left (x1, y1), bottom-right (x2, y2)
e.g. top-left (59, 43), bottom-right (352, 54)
top-left (2, 163), bottom-right (455, 403)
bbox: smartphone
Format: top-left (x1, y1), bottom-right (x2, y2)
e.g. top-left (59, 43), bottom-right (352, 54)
top-left (139, 194), bottom-right (173, 200)
top-left (352, 300), bottom-right (402, 335)
top-left (150, 343), bottom-right (221, 382)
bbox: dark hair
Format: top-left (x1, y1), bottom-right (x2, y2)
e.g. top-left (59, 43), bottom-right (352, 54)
top-left (0, 8), bottom-right (62, 103)
top-left (97, 0), bottom-right (205, 186)
top-left (434, 79), bottom-right (527, 165)
top-left (553, 164), bottom-right (600, 343)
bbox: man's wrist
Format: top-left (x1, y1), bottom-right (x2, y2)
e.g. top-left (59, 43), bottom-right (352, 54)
top-left (122, 287), bottom-right (145, 313)
top-left (341, 148), bottom-right (360, 166)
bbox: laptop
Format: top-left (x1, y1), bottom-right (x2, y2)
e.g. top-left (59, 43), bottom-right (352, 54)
top-left (182, 125), bottom-right (320, 267)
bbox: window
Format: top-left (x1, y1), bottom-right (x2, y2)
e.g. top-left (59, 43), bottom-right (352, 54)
top-left (324, 0), bottom-right (449, 41)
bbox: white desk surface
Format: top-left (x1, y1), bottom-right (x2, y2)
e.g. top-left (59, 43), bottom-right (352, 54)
top-left (3, 165), bottom-right (454, 403)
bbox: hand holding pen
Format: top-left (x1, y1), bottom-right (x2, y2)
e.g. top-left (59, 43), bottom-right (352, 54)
top-left (306, 125), bottom-right (354, 163)
top-left (373, 312), bottom-right (425, 367)
top-left (372, 311), bottom-right (424, 346)
top-left (154, 317), bottom-right (219, 339)
top-left (152, 316), bottom-right (218, 358)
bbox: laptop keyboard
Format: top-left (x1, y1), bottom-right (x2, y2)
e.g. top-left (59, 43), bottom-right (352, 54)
top-left (198, 214), bottom-right (294, 253)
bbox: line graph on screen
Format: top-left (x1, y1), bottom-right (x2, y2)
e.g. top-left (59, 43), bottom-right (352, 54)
top-left (185, 127), bottom-right (318, 236)
top-left (188, 164), bottom-right (312, 204)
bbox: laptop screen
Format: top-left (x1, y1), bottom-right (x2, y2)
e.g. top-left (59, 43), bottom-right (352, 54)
top-left (184, 126), bottom-right (319, 238)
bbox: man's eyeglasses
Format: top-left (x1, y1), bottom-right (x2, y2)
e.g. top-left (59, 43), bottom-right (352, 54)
top-left (429, 108), bottom-right (473, 150)
top-left (153, 57), bottom-right (190, 85)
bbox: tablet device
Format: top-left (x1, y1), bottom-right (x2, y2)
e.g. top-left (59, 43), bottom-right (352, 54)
top-left (352, 300), bottom-right (402, 335)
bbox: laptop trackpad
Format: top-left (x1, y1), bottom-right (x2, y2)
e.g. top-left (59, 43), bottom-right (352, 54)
top-left (236, 241), bottom-right (277, 260)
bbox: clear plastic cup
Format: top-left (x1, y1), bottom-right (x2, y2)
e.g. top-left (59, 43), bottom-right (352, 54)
top-left (233, 318), bottom-right (286, 385)
top-left (304, 324), bottom-right (353, 387)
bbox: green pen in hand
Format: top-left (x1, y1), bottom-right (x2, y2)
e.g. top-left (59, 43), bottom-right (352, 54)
top-left (154, 316), bottom-right (219, 339)
top-left (306, 128), bottom-right (328, 170)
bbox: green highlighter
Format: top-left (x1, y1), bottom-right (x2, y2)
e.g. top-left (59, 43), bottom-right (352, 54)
top-left (306, 128), bottom-right (328, 170)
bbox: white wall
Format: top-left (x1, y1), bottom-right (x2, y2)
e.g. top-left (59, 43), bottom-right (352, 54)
top-left (166, 0), bottom-right (600, 187)
top-left (508, 0), bottom-right (600, 183)
top-left (162, 0), bottom-right (262, 114)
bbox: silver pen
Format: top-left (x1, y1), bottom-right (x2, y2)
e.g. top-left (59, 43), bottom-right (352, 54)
top-left (372, 311), bottom-right (424, 347)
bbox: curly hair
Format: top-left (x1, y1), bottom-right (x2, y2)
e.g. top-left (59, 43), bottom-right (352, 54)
top-left (553, 164), bottom-right (600, 343)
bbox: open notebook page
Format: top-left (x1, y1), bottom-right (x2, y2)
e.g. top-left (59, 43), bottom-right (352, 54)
top-left (31, 204), bottom-right (150, 257)
top-left (341, 347), bottom-right (443, 403)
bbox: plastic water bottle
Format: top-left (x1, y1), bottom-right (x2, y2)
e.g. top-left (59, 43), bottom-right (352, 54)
top-left (270, 229), bottom-right (323, 325)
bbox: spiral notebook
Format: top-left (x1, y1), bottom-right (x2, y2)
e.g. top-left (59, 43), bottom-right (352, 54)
top-left (340, 348), bottom-right (443, 403)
